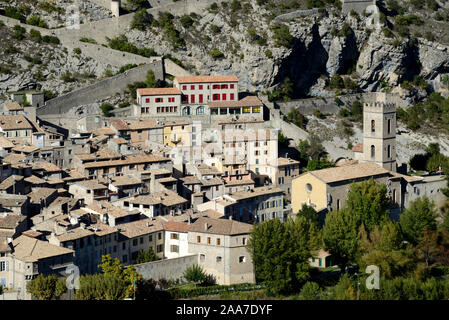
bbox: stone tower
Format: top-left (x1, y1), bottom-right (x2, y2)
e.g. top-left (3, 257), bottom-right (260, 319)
top-left (362, 95), bottom-right (397, 172)
top-left (111, 0), bottom-right (121, 17)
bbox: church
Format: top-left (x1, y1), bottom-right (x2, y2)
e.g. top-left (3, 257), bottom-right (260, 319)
top-left (291, 93), bottom-right (447, 217)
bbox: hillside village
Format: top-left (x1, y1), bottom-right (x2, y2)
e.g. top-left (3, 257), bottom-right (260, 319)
top-left (0, 0), bottom-right (449, 301)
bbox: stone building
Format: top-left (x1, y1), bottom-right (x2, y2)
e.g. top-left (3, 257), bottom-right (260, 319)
top-left (187, 217), bottom-right (255, 285)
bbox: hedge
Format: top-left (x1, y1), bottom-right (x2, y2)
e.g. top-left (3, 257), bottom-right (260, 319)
top-left (168, 283), bottom-right (264, 299)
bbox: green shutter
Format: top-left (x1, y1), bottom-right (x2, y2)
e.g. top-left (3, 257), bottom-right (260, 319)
top-left (319, 258), bottom-right (322, 267)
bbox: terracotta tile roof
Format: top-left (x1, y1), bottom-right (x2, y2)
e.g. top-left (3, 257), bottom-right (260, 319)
top-left (164, 220), bottom-right (190, 233)
top-left (33, 161), bottom-right (62, 173)
top-left (111, 176), bottom-right (142, 187)
top-left (0, 115), bottom-right (33, 130)
top-left (0, 194), bottom-right (28, 207)
top-left (137, 87), bottom-right (182, 96)
top-left (82, 153), bottom-right (170, 169)
top-left (3, 101), bottom-right (23, 111)
top-left (188, 217), bottom-right (252, 236)
top-left (225, 178), bottom-right (254, 187)
top-left (117, 218), bottom-right (164, 238)
top-left (11, 145), bottom-right (39, 153)
top-left (73, 180), bottom-right (108, 190)
top-left (277, 157), bottom-right (300, 167)
top-left (12, 235), bottom-right (74, 262)
top-left (129, 190), bottom-right (188, 207)
top-left (55, 223), bottom-right (117, 242)
top-left (24, 175), bottom-right (47, 185)
top-left (22, 230), bottom-right (43, 239)
top-left (110, 119), bottom-right (129, 131)
top-left (230, 186), bottom-right (283, 201)
top-left (175, 75), bottom-right (239, 84)
top-left (62, 170), bottom-right (86, 181)
top-left (209, 96), bottom-right (263, 108)
top-left (181, 176), bottom-right (202, 185)
top-left (163, 120), bottom-right (190, 127)
top-left (28, 187), bottom-right (58, 204)
top-left (0, 136), bottom-right (14, 148)
top-left (77, 147), bottom-right (121, 162)
top-left (90, 127), bottom-right (116, 136)
top-left (111, 138), bottom-right (127, 144)
top-left (128, 118), bottom-right (163, 130)
top-left (201, 177), bottom-right (223, 187)
top-left (0, 214), bottom-right (26, 229)
top-left (2, 153), bottom-right (26, 164)
top-left (308, 162), bottom-right (390, 184)
top-left (0, 175), bottom-right (23, 190)
top-left (84, 200), bottom-right (140, 219)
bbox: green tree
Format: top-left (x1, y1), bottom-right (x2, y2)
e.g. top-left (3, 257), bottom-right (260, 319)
top-left (131, 9), bottom-right (153, 31)
top-left (296, 204), bottom-right (319, 227)
top-left (145, 69), bottom-right (157, 88)
top-left (299, 281), bottom-right (321, 300)
top-left (344, 179), bottom-right (390, 232)
top-left (136, 247), bottom-right (159, 264)
top-left (26, 274), bottom-right (67, 300)
top-left (183, 264), bottom-right (207, 284)
top-left (75, 274), bottom-right (127, 300)
top-left (400, 197), bottom-right (438, 244)
top-left (247, 217), bottom-right (320, 295)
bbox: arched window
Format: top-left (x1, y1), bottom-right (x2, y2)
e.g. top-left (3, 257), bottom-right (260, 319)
top-left (371, 145), bottom-right (375, 158)
top-left (371, 120), bottom-right (376, 132)
top-left (196, 106), bottom-right (205, 115)
top-left (182, 106), bottom-right (191, 116)
top-left (387, 119), bottom-right (391, 134)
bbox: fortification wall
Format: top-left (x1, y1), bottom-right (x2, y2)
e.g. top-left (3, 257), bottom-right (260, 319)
top-left (38, 61), bottom-right (164, 115)
top-left (273, 8), bottom-right (319, 23)
top-left (90, 0), bottom-right (113, 9)
top-left (342, 0), bottom-right (376, 14)
top-left (0, 15), bottom-right (53, 35)
top-left (133, 254), bottom-right (199, 281)
top-left (164, 59), bottom-right (191, 76)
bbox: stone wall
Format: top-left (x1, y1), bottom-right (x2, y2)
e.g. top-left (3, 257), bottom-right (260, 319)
top-left (342, 0), bottom-right (376, 14)
top-left (133, 254), bottom-right (199, 281)
top-left (164, 59), bottom-right (191, 77)
top-left (38, 61), bottom-right (164, 115)
top-left (273, 8), bottom-right (319, 23)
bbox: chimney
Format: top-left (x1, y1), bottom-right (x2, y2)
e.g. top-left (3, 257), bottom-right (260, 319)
top-left (6, 237), bottom-right (14, 253)
top-left (204, 222), bottom-right (208, 231)
top-left (229, 215), bottom-right (233, 221)
top-left (80, 223), bottom-right (86, 230)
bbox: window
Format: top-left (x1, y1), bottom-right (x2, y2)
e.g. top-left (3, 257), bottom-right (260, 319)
top-left (200, 254), bottom-right (205, 262)
top-left (242, 107), bottom-right (251, 113)
top-left (230, 84), bottom-right (234, 89)
top-left (199, 94), bottom-right (203, 103)
top-left (197, 236), bottom-right (201, 243)
top-left (387, 145), bottom-right (391, 158)
top-left (191, 85), bottom-right (195, 90)
top-left (171, 233), bottom-right (178, 240)
top-left (388, 119), bottom-right (391, 134)
top-left (145, 98), bottom-right (150, 103)
top-left (212, 84), bottom-right (220, 89)
top-left (122, 242), bottom-right (126, 250)
top-left (306, 183), bottom-right (312, 192)
top-left (252, 107), bottom-right (260, 113)
top-left (190, 94), bottom-right (195, 103)
top-left (158, 232), bottom-right (162, 240)
top-left (149, 235), bottom-right (153, 242)
top-left (199, 85), bottom-right (203, 90)
top-left (242, 237), bottom-right (246, 245)
top-left (182, 85), bottom-right (187, 90)
top-left (140, 237), bottom-right (143, 244)
top-left (155, 98), bottom-right (163, 103)
top-left (371, 145), bottom-right (375, 158)
top-left (230, 93), bottom-right (235, 100)
top-left (207, 237), bottom-right (211, 244)
top-left (170, 245), bottom-right (179, 253)
top-left (221, 84), bottom-right (228, 89)
top-left (217, 238), bottom-right (221, 246)
top-left (371, 120), bottom-right (375, 132)
top-left (239, 256), bottom-right (246, 263)
top-left (156, 244), bottom-right (163, 253)
top-left (0, 261), bottom-right (8, 272)
top-left (213, 94), bottom-right (220, 101)
top-left (337, 199), bottom-right (340, 210)
top-left (133, 239), bottom-right (138, 246)
top-left (123, 255), bottom-right (128, 263)
top-left (196, 106), bottom-right (205, 115)
top-left (216, 256), bottom-right (222, 263)
top-left (222, 93), bottom-right (226, 100)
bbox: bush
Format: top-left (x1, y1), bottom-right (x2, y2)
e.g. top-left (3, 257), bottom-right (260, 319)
top-left (183, 264), bottom-right (207, 284)
top-left (180, 15), bottom-right (194, 29)
top-left (271, 24), bottom-right (294, 48)
top-left (100, 103), bottom-right (114, 117)
top-left (73, 48), bottom-right (82, 55)
top-left (265, 49), bottom-right (273, 58)
top-left (131, 9), bottom-right (153, 31)
top-left (80, 37), bottom-right (97, 44)
top-left (12, 25), bottom-right (26, 40)
top-left (42, 35), bottom-right (60, 44)
top-left (4, 7), bottom-right (26, 23)
top-left (26, 16), bottom-right (48, 28)
top-left (299, 282), bottom-right (321, 300)
top-left (29, 29), bottom-right (42, 42)
top-left (168, 283), bottom-right (262, 299)
top-left (208, 49), bottom-right (224, 59)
